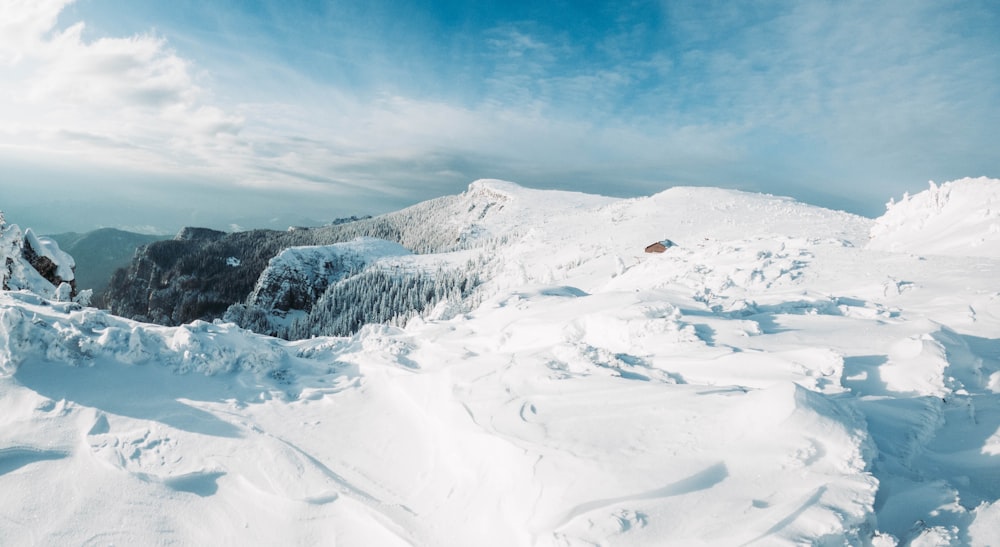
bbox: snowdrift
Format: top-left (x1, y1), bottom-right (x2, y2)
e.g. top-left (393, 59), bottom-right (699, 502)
top-left (869, 177), bottom-right (1000, 257)
top-left (2, 178), bottom-right (1000, 546)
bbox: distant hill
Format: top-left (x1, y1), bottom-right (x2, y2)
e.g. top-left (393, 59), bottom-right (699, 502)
top-left (46, 228), bottom-right (170, 305)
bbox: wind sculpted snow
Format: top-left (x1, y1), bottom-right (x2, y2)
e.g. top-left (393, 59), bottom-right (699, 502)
top-left (869, 177), bottom-right (1000, 257)
top-left (1, 178), bottom-right (1000, 545)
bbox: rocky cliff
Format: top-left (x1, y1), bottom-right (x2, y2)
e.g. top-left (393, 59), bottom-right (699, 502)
top-left (46, 228), bottom-right (170, 306)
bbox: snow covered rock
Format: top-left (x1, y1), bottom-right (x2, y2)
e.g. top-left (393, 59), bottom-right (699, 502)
top-left (244, 238), bottom-right (412, 313)
top-left (1, 213), bottom-right (85, 303)
top-left (223, 238), bottom-right (418, 335)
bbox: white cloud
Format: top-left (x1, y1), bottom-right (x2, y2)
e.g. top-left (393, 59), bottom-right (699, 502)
top-left (0, 2), bottom-right (747, 208)
top-left (0, 0), bottom-right (246, 178)
top-left (0, 0), bottom-right (70, 64)
top-left (660, 0), bottom-right (1000, 148)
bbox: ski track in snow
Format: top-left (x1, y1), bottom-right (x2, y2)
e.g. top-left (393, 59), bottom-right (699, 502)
top-left (1, 178), bottom-right (1000, 545)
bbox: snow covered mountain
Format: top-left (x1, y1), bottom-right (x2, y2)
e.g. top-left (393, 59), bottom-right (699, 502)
top-left (2, 178), bottom-right (1000, 546)
top-left (102, 182), bottom-right (549, 327)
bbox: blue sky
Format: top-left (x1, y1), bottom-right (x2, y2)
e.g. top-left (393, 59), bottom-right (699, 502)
top-left (1, 0), bottom-right (998, 233)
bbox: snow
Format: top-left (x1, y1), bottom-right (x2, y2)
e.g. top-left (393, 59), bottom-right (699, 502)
top-left (262, 237), bottom-right (413, 283)
top-left (869, 177), bottom-right (1000, 257)
top-left (277, 237), bottom-right (412, 266)
top-left (2, 177), bottom-right (1000, 545)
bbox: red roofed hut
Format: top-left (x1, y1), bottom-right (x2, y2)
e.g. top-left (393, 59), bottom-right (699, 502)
top-left (644, 239), bottom-right (676, 253)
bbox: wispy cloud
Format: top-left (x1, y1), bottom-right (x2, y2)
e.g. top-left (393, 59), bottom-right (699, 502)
top-left (651, 0), bottom-right (1000, 174)
top-left (0, 0), bottom-right (245, 178)
top-left (1, 0), bottom-right (997, 233)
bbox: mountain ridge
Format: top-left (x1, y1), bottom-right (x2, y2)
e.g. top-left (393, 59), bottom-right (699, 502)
top-left (101, 179), bottom-right (874, 331)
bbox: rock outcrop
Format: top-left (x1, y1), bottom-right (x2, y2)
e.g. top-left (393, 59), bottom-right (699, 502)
top-left (1, 212), bottom-right (86, 303)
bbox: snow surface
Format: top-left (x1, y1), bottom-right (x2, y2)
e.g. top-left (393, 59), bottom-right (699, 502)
top-left (2, 178), bottom-right (1000, 546)
top-left (869, 177), bottom-right (1000, 257)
